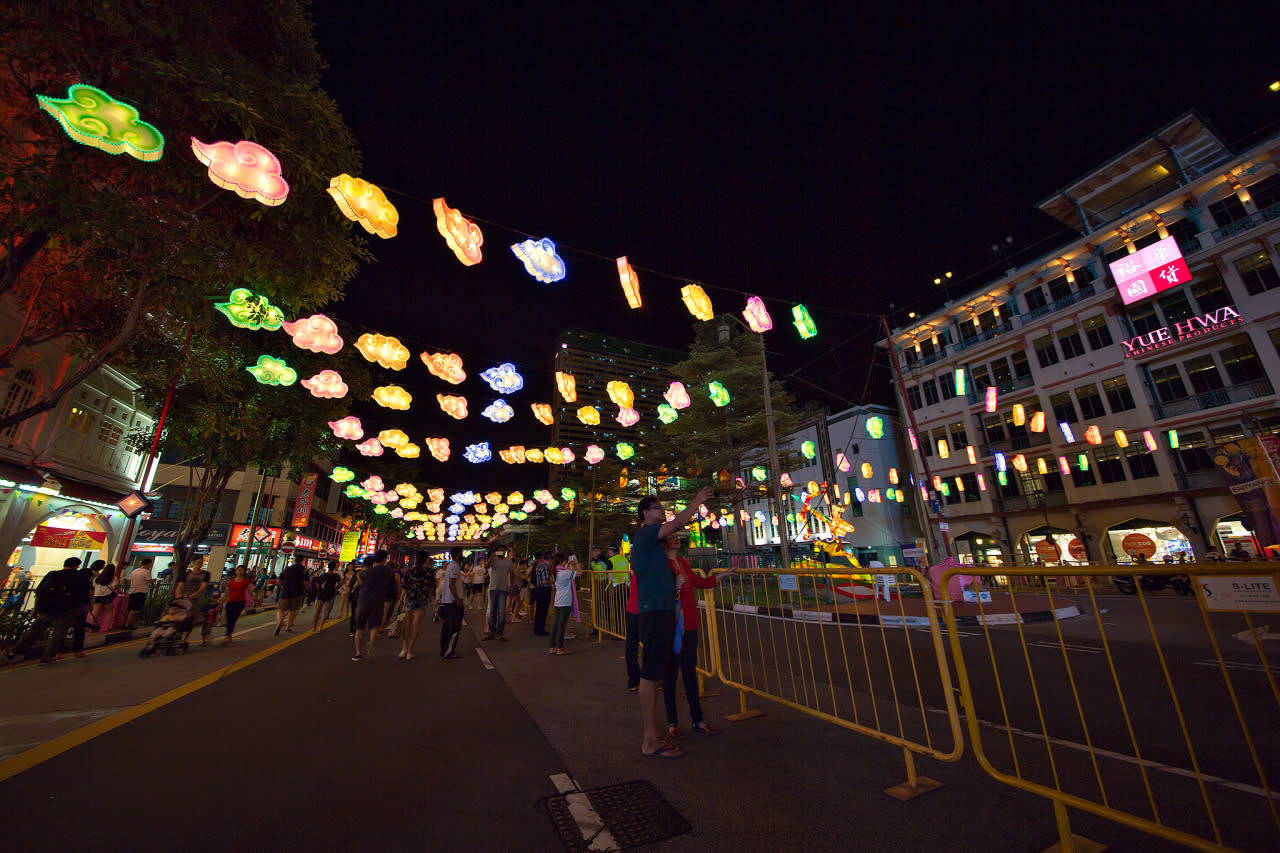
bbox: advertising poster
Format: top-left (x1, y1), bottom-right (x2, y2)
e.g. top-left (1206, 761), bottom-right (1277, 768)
top-left (1213, 437), bottom-right (1280, 549)
top-left (30, 526), bottom-right (106, 550)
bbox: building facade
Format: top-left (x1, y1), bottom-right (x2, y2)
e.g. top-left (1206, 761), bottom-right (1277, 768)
top-left (884, 111), bottom-right (1280, 566)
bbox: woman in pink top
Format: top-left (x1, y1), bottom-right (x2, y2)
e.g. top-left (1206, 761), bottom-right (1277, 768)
top-left (663, 534), bottom-right (734, 738)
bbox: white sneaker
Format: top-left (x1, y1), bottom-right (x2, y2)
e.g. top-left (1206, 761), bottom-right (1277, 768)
top-left (564, 633), bottom-right (577, 640)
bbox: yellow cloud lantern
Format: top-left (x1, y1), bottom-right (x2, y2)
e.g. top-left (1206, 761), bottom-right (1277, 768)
top-left (327, 173), bottom-right (398, 238)
top-left (355, 333), bottom-right (410, 370)
top-left (545, 447), bottom-right (564, 465)
top-left (606, 380), bottom-right (634, 409)
top-left (616, 257), bottom-right (642, 309)
top-left (556, 372), bottom-right (577, 403)
top-left (372, 384), bottom-right (412, 410)
top-left (525, 448), bottom-right (545, 464)
top-left (378, 429), bottom-right (409, 449)
top-left (680, 284), bottom-right (714, 321)
top-left (860, 462), bottom-right (873, 479)
top-left (437, 394), bottom-right (469, 419)
top-left (531, 403), bottom-right (554, 425)
top-left (396, 442), bottom-right (420, 459)
top-left (577, 406), bottom-right (601, 426)
top-left (432, 197), bottom-right (483, 265)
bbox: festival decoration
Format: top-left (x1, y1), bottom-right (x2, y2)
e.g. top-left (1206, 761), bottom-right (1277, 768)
top-left (937, 439), bottom-right (950, 459)
top-left (390, 508), bottom-right (404, 519)
top-left (355, 333), bottom-right (410, 370)
top-left (1029, 411), bottom-right (1046, 433)
top-left (246, 355), bottom-right (296, 386)
top-left (422, 352), bottom-right (466, 384)
top-left (533, 490), bottom-right (553, 505)
top-left (1143, 430), bottom-right (1158, 452)
top-left (545, 447), bottom-right (564, 465)
top-left (191, 138), bottom-right (289, 205)
top-left (344, 485), bottom-right (367, 499)
top-left (1059, 422), bottom-right (1075, 443)
top-left (801, 440), bottom-right (816, 460)
top-left (377, 429), bottom-right (409, 449)
top-left (432, 197), bottom-right (484, 265)
top-left (997, 471), bottom-right (1008, 486)
top-left (616, 407), bottom-right (639, 427)
top-left (576, 406), bottom-right (601, 426)
top-left (1059, 456), bottom-right (1071, 476)
top-left (708, 381), bottom-right (730, 407)
top-left (506, 491), bottom-right (524, 505)
top-left (215, 288), bottom-right (285, 331)
top-left (1012, 403), bottom-right (1026, 427)
top-left (615, 443), bottom-right (635, 461)
top-left (327, 173), bottom-right (398, 238)
top-left (606, 381), bottom-right (634, 409)
top-left (482, 400), bottom-right (515, 423)
top-left (372, 385), bottom-right (412, 410)
top-left (780, 473), bottom-right (793, 487)
top-left (437, 394), bottom-right (469, 419)
top-left (300, 369), bottom-right (348, 399)
top-left (531, 403), bottom-right (554, 425)
top-left (977, 474), bottom-right (987, 491)
top-left (751, 466), bottom-right (768, 482)
top-left (464, 442), bottom-right (492, 463)
top-left (283, 314), bottom-right (344, 354)
top-left (1078, 453), bottom-right (1090, 471)
top-left (791, 304), bottom-right (817, 339)
top-left (835, 452), bottom-right (851, 473)
top-left (481, 363), bottom-right (524, 394)
top-left (373, 506), bottom-right (388, 515)
top-left (37, 84), bottom-right (164, 161)
top-left (865, 416), bottom-right (884, 439)
top-left (616, 257), bottom-right (642, 309)
top-left (954, 368), bottom-right (966, 395)
top-left (994, 452), bottom-right (1007, 472)
top-left (525, 448), bottom-right (544, 463)
top-left (510, 237), bottom-right (566, 282)
top-left (1012, 454), bottom-right (1028, 473)
top-left (556, 372), bottom-right (577, 403)
top-left (908, 429), bottom-right (918, 451)
top-left (361, 476), bottom-right (385, 493)
top-left (423, 437), bottom-right (450, 461)
top-left (1084, 425), bottom-right (1102, 445)
top-left (1168, 429), bottom-right (1179, 449)
top-left (498, 445), bottom-right (525, 464)
top-left (330, 467), bottom-right (355, 483)
top-left (889, 468), bottom-right (899, 484)
top-left (966, 445), bottom-right (977, 465)
top-left (585, 445), bottom-right (604, 464)
top-left (860, 462), bottom-right (873, 479)
top-left (664, 382), bottom-right (692, 410)
top-left (984, 387), bottom-right (997, 413)
top-left (680, 284), bottom-right (714, 321)
top-left (355, 438), bottom-right (383, 456)
top-left (742, 296), bottom-right (773, 333)
top-left (1037, 457), bottom-right (1048, 475)
top-left (396, 443), bottom-right (420, 459)
top-left (1114, 429), bottom-right (1130, 448)
top-left (657, 404), bottom-right (678, 424)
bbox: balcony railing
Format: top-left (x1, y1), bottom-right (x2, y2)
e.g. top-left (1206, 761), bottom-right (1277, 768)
top-left (1176, 468), bottom-right (1225, 491)
top-left (968, 373), bottom-right (1035, 405)
top-left (1211, 201), bottom-right (1280, 242)
top-left (994, 490), bottom-right (1070, 513)
top-left (955, 319), bottom-right (1017, 353)
top-left (1154, 378), bottom-right (1275, 419)
top-left (1023, 282), bottom-right (1098, 322)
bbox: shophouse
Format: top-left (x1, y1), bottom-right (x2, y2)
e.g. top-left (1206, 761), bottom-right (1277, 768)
top-left (883, 111), bottom-right (1280, 565)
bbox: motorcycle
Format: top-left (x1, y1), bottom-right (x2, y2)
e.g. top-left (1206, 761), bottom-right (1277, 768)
top-left (1112, 573), bottom-right (1192, 595)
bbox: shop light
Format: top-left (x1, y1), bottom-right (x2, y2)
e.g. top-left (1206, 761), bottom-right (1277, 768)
top-left (1115, 430), bottom-right (1129, 448)
top-left (1059, 422), bottom-right (1075, 443)
top-left (1168, 429), bottom-right (1180, 449)
top-left (1143, 430), bottom-right (1158, 452)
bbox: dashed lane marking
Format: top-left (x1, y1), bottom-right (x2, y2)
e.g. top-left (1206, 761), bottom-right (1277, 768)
top-left (475, 648), bottom-right (495, 670)
top-left (548, 774), bottom-right (619, 851)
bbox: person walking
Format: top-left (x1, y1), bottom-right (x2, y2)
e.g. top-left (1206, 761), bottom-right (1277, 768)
top-left (438, 547), bottom-right (464, 659)
top-left (68, 558), bottom-right (95, 657)
top-left (336, 566), bottom-right (355, 618)
top-left (663, 534), bottom-right (733, 738)
top-left (352, 551), bottom-right (397, 661)
top-left (175, 558), bottom-right (210, 646)
top-left (549, 553), bottom-right (578, 655)
top-left (398, 558), bottom-right (433, 660)
top-left (124, 558), bottom-right (153, 629)
top-left (508, 557), bottom-right (528, 622)
top-left (274, 559), bottom-right (307, 635)
top-left (221, 564), bottom-right (252, 644)
top-left (530, 551), bottom-right (553, 636)
top-left (89, 561), bottom-right (119, 631)
top-left (2, 557), bottom-right (84, 665)
top-left (632, 487), bottom-right (713, 758)
top-left (312, 561), bottom-right (341, 632)
top-left (482, 547), bottom-right (515, 641)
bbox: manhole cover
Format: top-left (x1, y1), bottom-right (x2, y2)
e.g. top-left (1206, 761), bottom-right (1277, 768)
top-left (545, 779), bottom-right (691, 851)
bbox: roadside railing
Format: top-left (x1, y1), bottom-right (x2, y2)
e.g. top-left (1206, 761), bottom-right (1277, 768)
top-left (939, 561), bottom-right (1280, 852)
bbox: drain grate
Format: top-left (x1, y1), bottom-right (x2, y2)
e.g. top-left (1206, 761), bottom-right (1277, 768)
top-left (545, 779), bottom-right (691, 851)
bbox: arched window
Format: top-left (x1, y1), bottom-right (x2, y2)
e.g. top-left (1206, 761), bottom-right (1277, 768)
top-left (0, 369), bottom-right (39, 441)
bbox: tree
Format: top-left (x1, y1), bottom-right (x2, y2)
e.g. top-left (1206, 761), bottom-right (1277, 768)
top-left (0, 0), bottom-right (368, 430)
top-left (526, 461), bottom-right (643, 556)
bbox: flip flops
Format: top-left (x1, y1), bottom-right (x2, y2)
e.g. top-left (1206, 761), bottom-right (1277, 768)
top-left (645, 744), bottom-right (684, 758)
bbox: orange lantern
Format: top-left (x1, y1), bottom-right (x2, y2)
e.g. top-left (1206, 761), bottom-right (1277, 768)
top-left (422, 351), bottom-right (466, 384)
top-left (555, 372), bottom-right (577, 403)
top-left (432, 197), bottom-right (483, 265)
top-left (1012, 453), bottom-right (1028, 472)
top-left (616, 256), bottom-right (642, 309)
top-left (1085, 425), bottom-right (1102, 445)
top-left (437, 394), bottom-right (468, 419)
top-left (680, 284), bottom-right (714, 321)
top-left (531, 403), bottom-right (554, 425)
top-left (1029, 411), bottom-right (1045, 433)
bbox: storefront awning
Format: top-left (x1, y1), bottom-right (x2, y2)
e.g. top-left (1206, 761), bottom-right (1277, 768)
top-left (0, 459), bottom-right (44, 487)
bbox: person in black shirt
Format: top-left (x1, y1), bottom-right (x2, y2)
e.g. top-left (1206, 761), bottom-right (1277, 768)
top-left (274, 560), bottom-right (308, 635)
top-left (352, 551), bottom-right (398, 661)
top-left (312, 560), bottom-right (342, 632)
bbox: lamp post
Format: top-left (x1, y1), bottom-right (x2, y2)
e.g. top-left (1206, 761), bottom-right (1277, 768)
top-left (718, 316), bottom-right (791, 569)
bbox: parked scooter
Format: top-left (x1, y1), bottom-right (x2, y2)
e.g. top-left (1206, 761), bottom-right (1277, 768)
top-left (1112, 573), bottom-right (1192, 595)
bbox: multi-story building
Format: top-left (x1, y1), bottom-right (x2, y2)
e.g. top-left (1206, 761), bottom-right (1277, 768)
top-left (883, 111), bottom-right (1280, 566)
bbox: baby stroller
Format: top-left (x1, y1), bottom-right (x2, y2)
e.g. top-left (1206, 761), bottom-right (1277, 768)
top-left (140, 597), bottom-right (195, 656)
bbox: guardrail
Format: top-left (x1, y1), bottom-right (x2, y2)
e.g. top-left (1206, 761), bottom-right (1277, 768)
top-left (939, 561), bottom-right (1280, 852)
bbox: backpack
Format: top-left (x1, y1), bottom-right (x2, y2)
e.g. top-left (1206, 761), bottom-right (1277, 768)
top-left (35, 571), bottom-right (74, 613)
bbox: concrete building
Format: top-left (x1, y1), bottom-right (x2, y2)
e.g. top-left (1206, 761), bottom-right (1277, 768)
top-left (882, 111), bottom-right (1280, 566)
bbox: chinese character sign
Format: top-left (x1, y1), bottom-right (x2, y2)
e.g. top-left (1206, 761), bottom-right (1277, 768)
top-left (1108, 235), bottom-right (1191, 305)
top-left (292, 473), bottom-right (320, 528)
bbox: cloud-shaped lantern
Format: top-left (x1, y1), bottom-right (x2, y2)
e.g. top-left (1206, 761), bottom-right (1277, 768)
top-left (301, 369), bottom-right (348, 399)
top-left (499, 446), bottom-right (526, 464)
top-left (742, 296), bottom-right (773, 333)
top-left (544, 447), bottom-right (564, 465)
top-left (708, 381), bottom-right (731, 407)
top-left (836, 451), bottom-right (851, 472)
top-left (191, 138), bottom-right (289, 206)
top-left (396, 442), bottom-right (420, 459)
top-left (372, 384), bottom-right (412, 410)
top-left (616, 407), bottom-right (639, 427)
top-left (616, 256), bottom-right (642, 309)
top-left (664, 381), bottom-right (691, 410)
top-left (585, 445), bottom-right (605, 465)
top-left (330, 467), bottom-right (355, 483)
top-left (377, 429), bottom-right (409, 450)
top-left (792, 304), bottom-right (817, 339)
top-left (355, 438), bottom-right (383, 456)
top-left (483, 399), bottom-right (514, 423)
top-left (437, 394), bottom-right (468, 419)
top-left (344, 485), bottom-right (366, 499)
top-left (480, 363), bottom-right (524, 394)
top-left (606, 381), bottom-right (634, 409)
top-left (421, 351), bottom-right (466, 384)
top-left (327, 173), bottom-right (398, 239)
top-left (525, 448), bottom-right (544, 464)
top-left (577, 406), bottom-right (600, 426)
top-left (464, 442), bottom-right (492, 463)
top-left (390, 508), bottom-right (404, 519)
top-left (510, 237), bottom-right (566, 283)
top-left (355, 333), bottom-right (410, 370)
top-left (680, 284), bottom-right (714, 321)
top-left (432, 197), bottom-right (483, 265)
top-left (452, 491), bottom-right (479, 506)
top-left (361, 476), bottom-right (385, 492)
top-left (426, 437), bottom-right (451, 461)
top-left (283, 314), bottom-right (344, 354)
top-left (37, 84), bottom-right (165, 162)
top-left (560, 447), bottom-right (576, 464)
top-left (801, 440), bottom-right (817, 459)
top-left (657, 403), bottom-right (678, 424)
top-left (615, 442), bottom-right (636, 461)
top-left (215, 288), bottom-right (285, 331)
top-left (246, 355), bottom-right (296, 386)
top-left (556, 372), bottom-right (577, 403)
top-left (531, 403), bottom-right (554, 425)
top-left (373, 505), bottom-right (389, 515)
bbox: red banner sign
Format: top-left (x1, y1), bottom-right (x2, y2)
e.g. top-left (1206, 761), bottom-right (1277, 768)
top-left (291, 472), bottom-right (320, 529)
top-left (227, 524), bottom-right (283, 549)
top-left (30, 525), bottom-right (107, 550)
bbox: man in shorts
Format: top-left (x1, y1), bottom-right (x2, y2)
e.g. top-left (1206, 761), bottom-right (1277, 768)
top-left (125, 558), bottom-right (153, 628)
top-left (352, 551), bottom-right (397, 660)
top-left (312, 560), bottom-right (341, 632)
top-left (632, 487), bottom-right (712, 758)
top-left (274, 559), bottom-right (307, 635)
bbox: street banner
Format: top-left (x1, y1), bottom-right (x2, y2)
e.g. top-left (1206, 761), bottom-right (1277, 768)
top-left (291, 472), bottom-right (320, 529)
top-left (30, 525), bottom-right (106, 550)
top-left (339, 531), bottom-right (360, 562)
top-left (227, 524), bottom-right (283, 549)
top-left (1213, 437), bottom-right (1280, 549)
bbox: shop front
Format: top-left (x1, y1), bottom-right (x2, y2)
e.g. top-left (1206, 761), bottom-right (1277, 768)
top-left (284, 533), bottom-right (340, 569)
top-left (1105, 517), bottom-right (1193, 564)
top-left (1212, 511), bottom-right (1261, 558)
top-left (1017, 525), bottom-right (1088, 566)
top-left (130, 519), bottom-right (232, 575)
top-left (952, 531), bottom-right (1008, 566)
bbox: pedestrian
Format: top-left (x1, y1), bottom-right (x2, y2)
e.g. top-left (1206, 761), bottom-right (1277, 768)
top-left (398, 558), bottom-right (433, 660)
top-left (549, 553), bottom-right (578, 655)
top-left (663, 533), bottom-right (733, 738)
top-left (509, 557), bottom-right (528, 622)
top-left (2, 557), bottom-right (84, 665)
top-left (438, 547), bottom-right (464, 659)
top-left (222, 564), bottom-right (252, 644)
top-left (305, 565), bottom-right (319, 608)
top-left (623, 557), bottom-right (641, 691)
top-left (312, 560), bottom-right (342, 632)
top-left (1227, 543), bottom-right (1250, 561)
top-left (90, 560), bottom-right (119, 631)
top-left (632, 487), bottom-right (713, 758)
top-left (124, 558), bottom-right (153, 628)
top-left (175, 557), bottom-right (210, 646)
top-left (274, 559), bottom-right (307, 635)
top-left (348, 565), bottom-right (363, 636)
top-left (68, 558), bottom-right (95, 657)
top-left (336, 566), bottom-right (355, 618)
top-left (530, 551), bottom-right (553, 636)
top-left (482, 546), bottom-right (515, 641)
top-left (352, 551), bottom-right (398, 661)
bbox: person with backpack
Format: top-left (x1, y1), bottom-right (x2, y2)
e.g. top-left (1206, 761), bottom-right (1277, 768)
top-left (2, 557), bottom-right (84, 665)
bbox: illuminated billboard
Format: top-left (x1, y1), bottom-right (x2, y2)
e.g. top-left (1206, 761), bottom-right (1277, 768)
top-left (1108, 235), bottom-right (1191, 304)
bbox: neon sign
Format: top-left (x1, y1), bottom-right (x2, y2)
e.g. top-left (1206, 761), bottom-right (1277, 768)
top-left (1120, 306), bottom-right (1243, 358)
top-left (1109, 235), bottom-right (1191, 304)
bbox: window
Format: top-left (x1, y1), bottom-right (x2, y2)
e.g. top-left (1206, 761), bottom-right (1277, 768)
top-left (959, 472), bottom-right (980, 503)
top-left (1024, 287), bottom-right (1047, 312)
top-left (939, 371), bottom-right (956, 400)
top-left (1184, 355), bottom-right (1224, 394)
top-left (1073, 263), bottom-right (1098, 292)
top-left (983, 414), bottom-right (1006, 444)
top-left (906, 385), bottom-right (923, 410)
top-left (0, 369), bottom-right (38, 441)
top-left (1167, 217), bottom-right (1201, 256)
top-left (1034, 336), bottom-right (1060, 368)
top-left (1046, 275), bottom-right (1073, 302)
top-left (991, 358), bottom-right (1012, 386)
top-left (903, 348), bottom-right (918, 368)
top-left (1103, 376), bottom-right (1136, 412)
top-left (922, 380), bottom-right (939, 406)
top-left (1075, 384), bottom-right (1106, 419)
top-left (1235, 251), bottom-right (1280, 295)
top-left (1011, 351), bottom-right (1031, 379)
top-left (1126, 446), bottom-right (1159, 479)
top-left (1050, 392), bottom-right (1077, 424)
top-left (1058, 326), bottom-right (1086, 359)
top-left (1150, 365), bottom-right (1188, 403)
top-left (1176, 430), bottom-right (1215, 471)
top-left (949, 421), bottom-right (969, 448)
top-left (921, 434), bottom-right (933, 458)
top-left (1209, 194), bottom-right (1248, 228)
top-left (1104, 246), bottom-right (1132, 266)
top-left (970, 365), bottom-right (992, 391)
top-left (1221, 341), bottom-right (1265, 384)
top-left (1126, 302), bottom-right (1162, 335)
top-left (1248, 173), bottom-right (1280, 210)
top-left (1190, 272), bottom-right (1233, 312)
top-left (1043, 470), bottom-right (1066, 493)
top-left (1083, 315), bottom-right (1113, 350)
top-left (1271, 328), bottom-right (1280, 358)
top-left (66, 405), bottom-right (96, 433)
top-left (97, 421), bottom-right (123, 447)
top-left (1095, 446), bottom-right (1127, 483)
top-left (995, 467), bottom-right (1020, 498)
top-left (1070, 456), bottom-right (1098, 488)
top-left (1004, 409), bottom-right (1029, 446)
top-left (1157, 291), bottom-right (1194, 325)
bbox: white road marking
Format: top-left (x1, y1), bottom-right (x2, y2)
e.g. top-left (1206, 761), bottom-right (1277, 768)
top-left (1028, 641), bottom-right (1104, 654)
top-left (475, 648), bottom-right (494, 670)
top-left (549, 774), bottom-right (619, 851)
top-left (1194, 659), bottom-right (1273, 673)
top-left (550, 773), bottom-right (577, 793)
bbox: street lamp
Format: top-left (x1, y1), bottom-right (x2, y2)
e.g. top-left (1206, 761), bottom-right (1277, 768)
top-left (718, 316), bottom-right (791, 569)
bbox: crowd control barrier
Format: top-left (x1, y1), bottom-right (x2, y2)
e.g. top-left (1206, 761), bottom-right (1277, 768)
top-left (939, 562), bottom-right (1280, 852)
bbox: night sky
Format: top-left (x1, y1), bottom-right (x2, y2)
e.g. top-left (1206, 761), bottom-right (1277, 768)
top-left (306, 3), bottom-right (1278, 492)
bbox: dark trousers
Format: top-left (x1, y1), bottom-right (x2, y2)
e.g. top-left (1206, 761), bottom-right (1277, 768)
top-left (550, 605), bottom-right (572, 648)
top-left (11, 608), bottom-right (80, 661)
top-left (531, 586), bottom-right (552, 634)
top-left (224, 601), bottom-right (246, 636)
top-left (439, 602), bottom-right (463, 657)
top-left (664, 629), bottom-right (703, 726)
top-left (71, 605), bottom-right (90, 652)
top-left (625, 611), bottom-right (641, 688)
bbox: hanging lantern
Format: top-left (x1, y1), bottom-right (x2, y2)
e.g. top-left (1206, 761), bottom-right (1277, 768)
top-left (937, 439), bottom-right (950, 459)
top-left (283, 315), bottom-right (344, 355)
top-left (708, 381), bottom-right (731, 407)
top-left (377, 429), bottom-right (408, 449)
top-left (615, 407), bottom-right (639, 427)
top-left (432, 197), bottom-right (483, 265)
top-left (606, 380), bottom-right (635, 408)
top-left (372, 385), bottom-right (412, 410)
top-left (215, 288), bottom-right (285, 331)
top-left (37, 84), bottom-right (165, 161)
top-left (1029, 411), bottom-right (1045, 433)
top-left (355, 438), bottom-right (383, 457)
top-left (425, 437), bottom-right (451, 461)
top-left (801, 440), bottom-right (817, 460)
top-left (1084, 425), bottom-right (1102, 445)
top-left (395, 442), bottom-right (420, 459)
top-left (1012, 403), bottom-right (1026, 427)
top-left (791, 304), bottom-right (817, 339)
top-left (1037, 457), bottom-right (1048, 475)
top-left (1115, 429), bottom-right (1130, 448)
top-left (616, 256), bottom-right (642, 308)
top-left (531, 403), bottom-right (555, 425)
top-left (657, 404), bottom-right (678, 424)
top-left (437, 394), bottom-right (469, 419)
top-left (954, 368), bottom-right (966, 395)
top-left (681, 284), bottom-right (714, 321)
top-left (743, 296), bottom-right (773, 332)
top-left (555, 372), bottom-right (577, 403)
top-left (482, 400), bottom-right (515, 423)
top-left (498, 445), bottom-right (526, 464)
top-left (1143, 430), bottom-right (1158, 452)
top-left (888, 467), bottom-right (899, 484)
top-left (301, 369), bottom-right (348, 399)
top-left (584, 445), bottom-right (605, 465)
top-left (907, 429), bottom-right (918, 451)
top-left (835, 452), bottom-right (851, 472)
top-left (779, 473), bottom-right (793, 488)
top-left (463, 442), bottom-right (492, 463)
top-left (511, 237), bottom-right (566, 282)
top-left (997, 471), bottom-right (1008, 486)
top-left (575, 406), bottom-right (600, 426)
top-left (1078, 453), bottom-right (1090, 471)
top-left (1168, 429), bottom-right (1180, 449)
top-left (1012, 453), bottom-right (1028, 473)
top-left (191, 138), bottom-right (290, 206)
top-left (422, 351), bottom-right (466, 384)
top-left (615, 442), bottom-right (635, 461)
top-left (246, 355), bottom-right (296, 386)
top-left (750, 466), bottom-right (768, 482)
top-left (994, 452), bottom-right (1007, 472)
top-left (977, 473), bottom-right (987, 492)
top-left (866, 416), bottom-right (885, 439)
top-left (955, 476), bottom-right (965, 492)
top-left (806, 481), bottom-right (820, 496)
top-left (857, 488), bottom-right (867, 502)
top-left (525, 448), bottom-right (545, 463)
top-left (1058, 456), bottom-right (1070, 476)
top-left (480, 363), bottom-right (524, 394)
top-left (932, 475), bottom-right (943, 490)
top-left (545, 447), bottom-right (564, 465)
top-left (985, 386), bottom-right (997, 413)
top-left (860, 462), bottom-right (873, 479)
top-left (330, 467), bottom-right (354, 483)
top-left (966, 445), bottom-right (977, 464)
top-left (664, 381), bottom-right (692, 409)
top-left (1060, 422), bottom-right (1076, 443)
top-left (355, 333), bottom-right (410, 370)
top-left (328, 174), bottom-right (398, 238)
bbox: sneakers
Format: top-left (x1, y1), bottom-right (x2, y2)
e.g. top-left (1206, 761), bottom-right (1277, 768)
top-left (548, 647), bottom-right (558, 654)
top-left (351, 654), bottom-right (363, 661)
top-left (405, 652), bottom-right (414, 661)
top-left (564, 633), bottom-right (577, 640)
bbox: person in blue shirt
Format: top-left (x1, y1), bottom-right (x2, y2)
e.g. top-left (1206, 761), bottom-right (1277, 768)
top-left (632, 486), bottom-right (713, 758)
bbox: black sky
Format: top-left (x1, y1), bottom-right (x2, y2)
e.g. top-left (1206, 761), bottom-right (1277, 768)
top-left (306, 3), bottom-right (1279, 492)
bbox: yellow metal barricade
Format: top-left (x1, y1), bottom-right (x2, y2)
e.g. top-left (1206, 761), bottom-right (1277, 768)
top-left (708, 567), bottom-right (963, 796)
top-left (940, 562), bottom-right (1280, 852)
top-left (586, 569), bottom-right (629, 642)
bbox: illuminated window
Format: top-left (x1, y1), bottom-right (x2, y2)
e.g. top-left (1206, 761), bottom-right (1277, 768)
top-left (1102, 376), bottom-right (1136, 413)
top-left (67, 405), bottom-right (96, 433)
